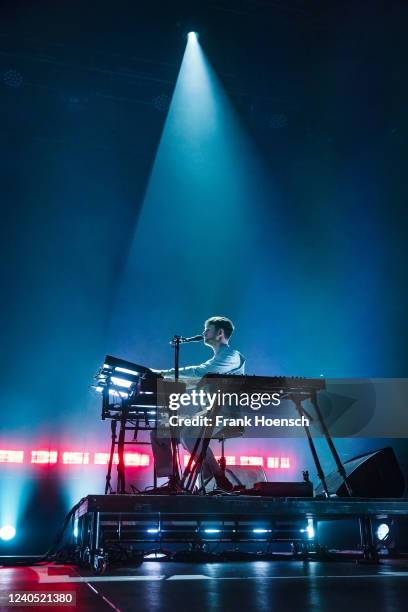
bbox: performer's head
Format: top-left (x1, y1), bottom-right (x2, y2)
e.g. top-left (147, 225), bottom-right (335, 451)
top-left (203, 316), bottom-right (234, 348)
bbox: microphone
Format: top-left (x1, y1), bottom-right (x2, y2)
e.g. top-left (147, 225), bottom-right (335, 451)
top-left (169, 334), bottom-right (203, 345)
top-left (182, 334), bottom-right (203, 343)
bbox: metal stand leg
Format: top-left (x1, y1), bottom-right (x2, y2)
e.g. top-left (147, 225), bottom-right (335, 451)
top-left (181, 426), bottom-right (206, 488)
top-left (293, 396), bottom-right (330, 497)
top-left (183, 400), bottom-right (224, 491)
top-left (359, 516), bottom-right (379, 562)
top-left (309, 391), bottom-right (353, 496)
top-left (219, 437), bottom-right (226, 477)
top-left (117, 410), bottom-right (127, 494)
top-left (105, 419), bottom-right (118, 494)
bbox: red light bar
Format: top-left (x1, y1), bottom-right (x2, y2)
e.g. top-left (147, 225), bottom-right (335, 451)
top-left (184, 455), bottom-right (260, 467)
top-left (0, 448), bottom-right (291, 470)
top-left (0, 449), bottom-right (24, 463)
top-left (94, 452), bottom-right (118, 465)
top-left (214, 455), bottom-right (236, 465)
top-left (31, 450), bottom-right (58, 464)
top-left (267, 456), bottom-right (291, 468)
top-left (124, 453), bottom-right (149, 467)
top-left (240, 456), bottom-right (264, 466)
top-left (94, 452), bottom-right (149, 466)
top-left (62, 452), bottom-right (90, 465)
top-left (280, 457), bottom-right (290, 468)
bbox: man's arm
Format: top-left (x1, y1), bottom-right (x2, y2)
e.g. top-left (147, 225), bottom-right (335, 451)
top-left (160, 349), bottom-right (242, 379)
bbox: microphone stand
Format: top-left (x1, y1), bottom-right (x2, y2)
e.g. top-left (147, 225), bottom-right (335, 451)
top-left (159, 333), bottom-right (202, 493)
top-left (173, 335), bottom-right (181, 381)
top-left (168, 335), bottom-right (182, 492)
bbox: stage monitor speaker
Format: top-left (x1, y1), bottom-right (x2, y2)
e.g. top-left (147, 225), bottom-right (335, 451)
top-left (315, 446), bottom-right (405, 498)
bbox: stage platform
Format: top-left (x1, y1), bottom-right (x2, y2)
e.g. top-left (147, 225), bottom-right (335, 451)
top-left (76, 493), bottom-right (408, 519)
top-left (73, 494), bottom-right (408, 570)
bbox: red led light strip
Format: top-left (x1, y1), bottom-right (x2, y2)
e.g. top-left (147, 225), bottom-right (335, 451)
top-left (184, 455), bottom-right (291, 468)
top-left (0, 449), bottom-right (291, 469)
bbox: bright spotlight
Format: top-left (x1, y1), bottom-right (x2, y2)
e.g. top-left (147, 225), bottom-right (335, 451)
top-left (204, 528), bottom-right (220, 534)
top-left (376, 523), bottom-right (390, 541)
top-left (306, 518), bottom-right (315, 540)
top-left (187, 31), bottom-right (198, 41)
top-left (0, 525), bottom-right (16, 541)
top-left (147, 528), bottom-right (160, 534)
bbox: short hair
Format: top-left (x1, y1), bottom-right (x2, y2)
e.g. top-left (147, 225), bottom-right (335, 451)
top-left (205, 316), bottom-right (235, 339)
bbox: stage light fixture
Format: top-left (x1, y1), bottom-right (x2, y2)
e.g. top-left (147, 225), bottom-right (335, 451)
top-left (306, 518), bottom-right (315, 539)
top-left (204, 528), bottom-right (220, 534)
top-left (214, 455), bottom-right (236, 465)
top-left (240, 456), bottom-right (263, 466)
top-left (31, 450), bottom-right (58, 464)
top-left (0, 525), bottom-right (16, 541)
top-left (110, 376), bottom-right (133, 389)
top-left (94, 360), bottom-right (145, 400)
top-left (0, 450), bottom-right (24, 463)
top-left (94, 452), bottom-right (118, 465)
top-left (376, 523), bottom-right (390, 541)
top-left (147, 528), bottom-right (160, 534)
top-left (115, 367), bottom-right (139, 376)
top-left (253, 528), bottom-right (271, 534)
top-left (62, 452), bottom-right (89, 465)
top-left (267, 456), bottom-right (291, 469)
top-left (124, 452), bottom-right (150, 467)
top-left (93, 452), bottom-right (150, 466)
top-left (109, 389), bottom-right (129, 399)
top-left (187, 31), bottom-right (198, 41)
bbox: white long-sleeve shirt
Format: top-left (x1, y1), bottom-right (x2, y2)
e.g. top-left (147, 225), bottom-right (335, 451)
top-left (162, 344), bottom-right (246, 379)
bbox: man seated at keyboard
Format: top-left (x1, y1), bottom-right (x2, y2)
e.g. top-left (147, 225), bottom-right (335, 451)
top-left (151, 316), bottom-right (245, 491)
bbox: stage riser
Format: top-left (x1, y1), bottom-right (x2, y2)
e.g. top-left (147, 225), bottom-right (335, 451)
top-left (71, 496), bottom-right (408, 567)
top-left (75, 495), bottom-right (408, 519)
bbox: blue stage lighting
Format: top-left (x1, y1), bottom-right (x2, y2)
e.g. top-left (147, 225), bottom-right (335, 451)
top-left (187, 31), bottom-right (198, 41)
top-left (253, 528), bottom-right (271, 534)
top-left (0, 525), bottom-right (16, 541)
top-left (147, 528), bottom-right (160, 534)
top-left (204, 528), bottom-right (220, 534)
top-left (376, 523), bottom-right (389, 541)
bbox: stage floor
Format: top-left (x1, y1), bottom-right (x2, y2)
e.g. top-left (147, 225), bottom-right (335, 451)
top-left (1, 560), bottom-right (408, 612)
